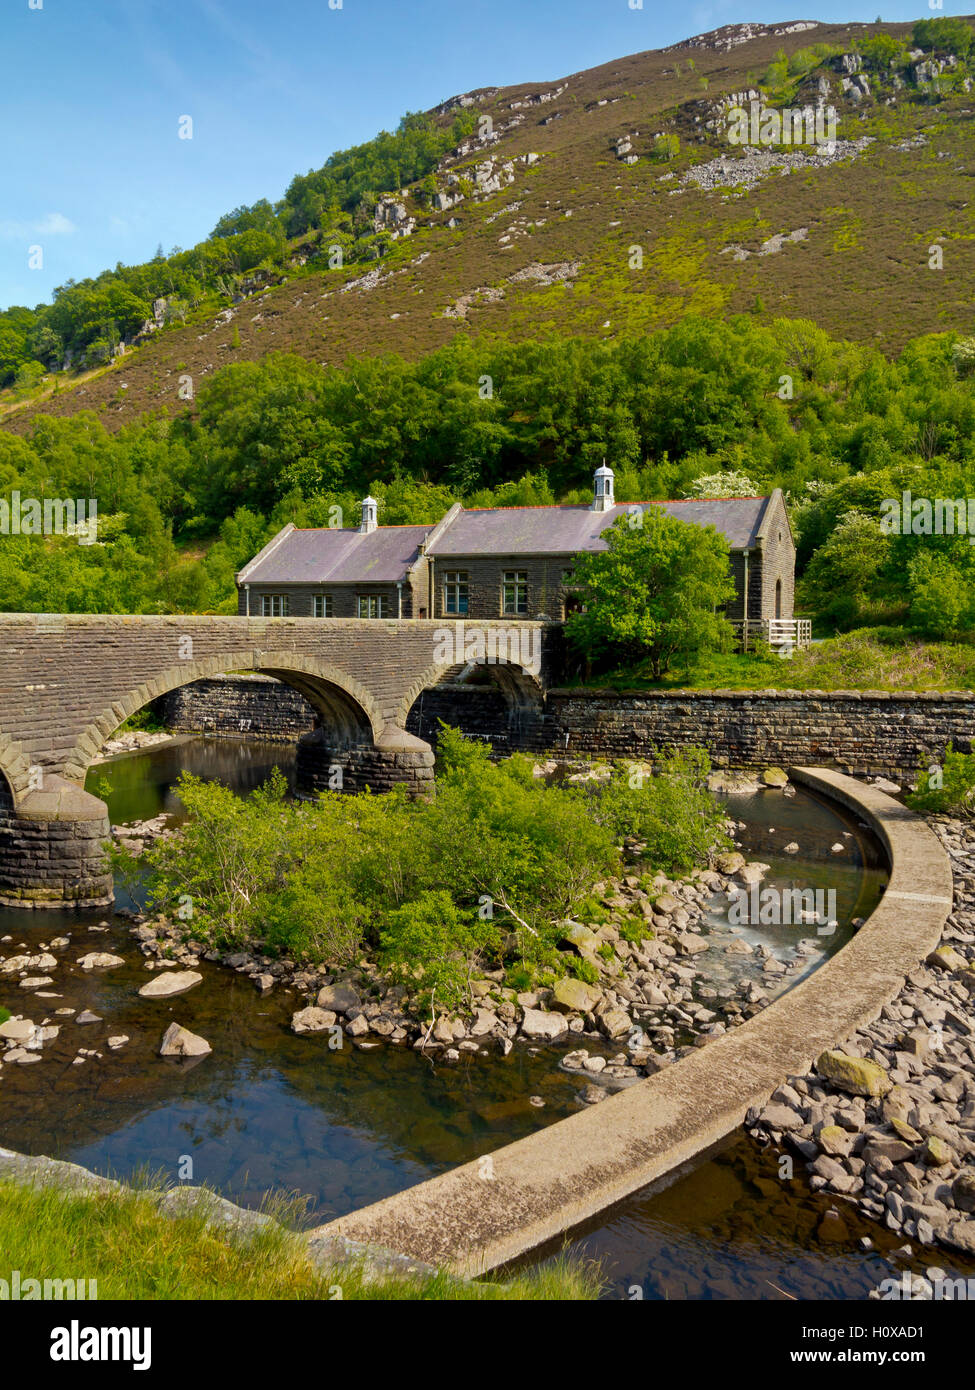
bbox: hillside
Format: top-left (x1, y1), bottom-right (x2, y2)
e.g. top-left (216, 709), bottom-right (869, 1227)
top-left (4, 14), bottom-right (975, 435)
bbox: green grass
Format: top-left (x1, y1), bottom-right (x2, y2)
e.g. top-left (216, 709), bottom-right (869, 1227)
top-left (569, 630), bottom-right (975, 692)
top-left (0, 1181), bottom-right (601, 1301)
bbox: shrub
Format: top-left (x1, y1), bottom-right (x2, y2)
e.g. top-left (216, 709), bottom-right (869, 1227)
top-left (907, 745), bottom-right (975, 814)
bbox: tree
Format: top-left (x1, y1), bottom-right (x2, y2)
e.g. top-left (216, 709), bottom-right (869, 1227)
top-left (908, 550), bottom-right (974, 637)
top-left (565, 509), bottom-right (736, 677)
top-left (797, 510), bottom-right (891, 629)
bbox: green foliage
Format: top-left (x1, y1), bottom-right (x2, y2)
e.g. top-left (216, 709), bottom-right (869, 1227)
top-left (593, 750), bottom-right (732, 874)
top-left (907, 550), bottom-right (975, 637)
top-left (912, 17), bottom-right (974, 58)
top-left (380, 890), bottom-right (497, 1014)
top-left (569, 956), bottom-right (601, 985)
top-left (565, 510), bottom-right (736, 677)
top-left (798, 510), bottom-right (893, 629)
top-left (906, 745), bottom-right (975, 814)
top-left (140, 731), bottom-right (727, 994)
top-left (652, 133), bottom-right (680, 161)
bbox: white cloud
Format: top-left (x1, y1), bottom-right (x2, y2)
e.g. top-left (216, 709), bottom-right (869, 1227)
top-left (0, 211), bottom-right (77, 239)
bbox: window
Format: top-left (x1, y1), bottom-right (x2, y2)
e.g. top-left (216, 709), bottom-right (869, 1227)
top-left (502, 570), bottom-right (528, 616)
top-left (261, 594), bottom-right (290, 617)
top-left (313, 594), bottom-right (333, 618)
top-left (443, 570), bottom-right (469, 615)
top-left (358, 595), bottom-right (391, 619)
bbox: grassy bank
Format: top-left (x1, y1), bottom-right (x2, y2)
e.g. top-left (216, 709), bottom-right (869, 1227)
top-left (0, 1181), bottom-right (601, 1301)
top-left (569, 631), bottom-right (975, 693)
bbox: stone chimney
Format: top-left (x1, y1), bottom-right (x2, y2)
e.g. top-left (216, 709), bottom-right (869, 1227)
top-left (592, 461), bottom-right (615, 512)
top-left (360, 496), bottom-right (378, 534)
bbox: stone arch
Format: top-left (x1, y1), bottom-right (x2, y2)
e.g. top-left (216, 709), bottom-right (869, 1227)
top-left (62, 650), bottom-right (384, 784)
top-left (0, 733), bottom-right (37, 808)
top-left (395, 658), bottom-right (545, 731)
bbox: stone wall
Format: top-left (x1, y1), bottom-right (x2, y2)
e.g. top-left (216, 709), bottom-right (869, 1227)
top-left (154, 675), bottom-right (316, 741)
top-left (153, 676), bottom-right (975, 779)
top-left (544, 688), bottom-right (975, 778)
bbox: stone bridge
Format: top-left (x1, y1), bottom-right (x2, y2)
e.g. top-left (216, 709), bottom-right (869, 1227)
top-left (0, 615), bottom-right (560, 908)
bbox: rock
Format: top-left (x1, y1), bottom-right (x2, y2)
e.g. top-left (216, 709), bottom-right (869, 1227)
top-left (736, 862), bottom-right (769, 885)
top-left (928, 945), bottom-right (969, 974)
top-left (76, 1010), bottom-right (102, 1025)
top-left (580, 1083), bottom-right (607, 1104)
top-left (761, 1103), bottom-right (805, 1131)
top-left (520, 1008), bottom-right (567, 1040)
top-left (469, 1007), bottom-right (499, 1036)
top-left (598, 1007), bottom-right (632, 1040)
top-left (77, 953), bottom-right (126, 970)
top-left (0, 1017), bottom-right (35, 1042)
top-left (725, 938), bottom-right (753, 954)
top-left (254, 974), bottom-right (274, 993)
top-left (943, 1220), bottom-right (975, 1256)
top-left (951, 1171), bottom-right (975, 1213)
top-left (106, 1035), bottom-right (129, 1050)
top-left (818, 1124), bottom-right (855, 1157)
top-left (891, 1118), bottom-right (923, 1145)
top-left (345, 1014), bottom-right (370, 1037)
top-left (562, 922), bottom-right (600, 953)
top-left (783, 842), bottom-right (800, 855)
top-left (922, 1135), bottom-right (954, 1167)
top-left (818, 1208), bottom-right (849, 1242)
top-left (816, 1049), bottom-right (891, 1098)
top-left (19, 976), bottom-right (53, 990)
top-left (159, 1022), bottom-right (211, 1058)
top-left (676, 935), bottom-right (710, 956)
top-left (138, 970), bottom-right (203, 999)
top-left (552, 976), bottom-right (602, 1014)
top-left (316, 983), bottom-right (361, 1014)
top-left (0, 953), bottom-right (58, 974)
top-left (291, 1007), bottom-right (338, 1035)
top-left (715, 852), bottom-right (746, 875)
top-left (863, 1136), bottom-right (916, 1166)
top-left (760, 767), bottom-right (789, 787)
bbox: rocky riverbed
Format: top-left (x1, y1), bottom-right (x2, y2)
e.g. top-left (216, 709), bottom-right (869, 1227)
top-left (749, 811), bottom-right (975, 1264)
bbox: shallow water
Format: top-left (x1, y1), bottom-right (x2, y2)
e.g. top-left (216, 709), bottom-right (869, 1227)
top-left (0, 736), bottom-right (939, 1297)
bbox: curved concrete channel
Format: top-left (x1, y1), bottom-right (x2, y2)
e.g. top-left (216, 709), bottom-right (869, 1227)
top-left (312, 768), bottom-right (955, 1276)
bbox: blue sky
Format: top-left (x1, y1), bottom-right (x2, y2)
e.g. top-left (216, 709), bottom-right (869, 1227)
top-left (0, 0), bottom-right (960, 309)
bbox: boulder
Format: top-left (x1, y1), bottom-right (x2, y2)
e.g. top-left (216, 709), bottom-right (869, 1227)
top-left (760, 767), bottom-right (789, 787)
top-left (520, 1008), bottom-right (568, 1040)
top-left (138, 970), bottom-right (203, 999)
top-left (818, 1124), bottom-right (855, 1157)
top-left (469, 1007), bottom-right (499, 1037)
top-left (598, 1007), bottom-right (631, 1040)
top-left (815, 1049), bottom-right (891, 1098)
top-left (715, 852), bottom-right (746, 875)
top-left (316, 983), bottom-right (361, 1014)
top-left (951, 1171), bottom-right (975, 1214)
top-left (928, 945), bottom-right (969, 974)
top-left (0, 1017), bottom-right (35, 1042)
top-left (1, 953), bottom-right (58, 974)
top-left (159, 1023), bottom-right (211, 1058)
top-left (552, 976), bottom-right (602, 1014)
top-left (77, 953), bottom-right (126, 970)
top-left (291, 1007), bottom-right (337, 1035)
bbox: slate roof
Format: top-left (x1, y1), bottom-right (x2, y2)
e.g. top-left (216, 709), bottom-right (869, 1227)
top-left (240, 525), bottom-right (429, 584)
top-left (426, 497), bottom-right (771, 557)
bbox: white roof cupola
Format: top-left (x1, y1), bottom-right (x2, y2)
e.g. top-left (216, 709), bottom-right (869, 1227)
top-left (360, 495), bottom-right (378, 534)
top-left (592, 461), bottom-right (614, 512)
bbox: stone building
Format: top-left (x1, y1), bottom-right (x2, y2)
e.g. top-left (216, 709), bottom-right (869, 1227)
top-left (237, 466), bottom-right (796, 629)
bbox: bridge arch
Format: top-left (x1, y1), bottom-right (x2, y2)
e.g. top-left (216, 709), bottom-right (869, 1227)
top-left (63, 650), bottom-right (384, 784)
top-left (396, 657), bottom-right (545, 735)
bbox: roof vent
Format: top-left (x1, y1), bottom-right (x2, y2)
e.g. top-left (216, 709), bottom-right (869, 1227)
top-left (360, 496), bottom-right (378, 534)
top-left (592, 461), bottom-right (614, 513)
